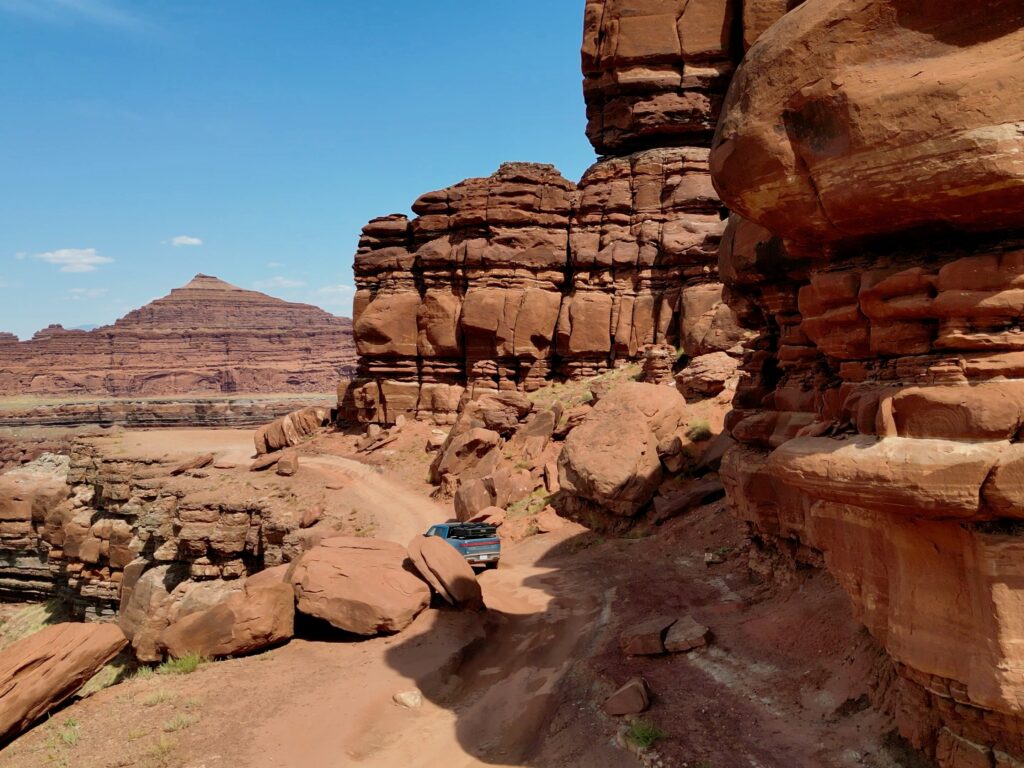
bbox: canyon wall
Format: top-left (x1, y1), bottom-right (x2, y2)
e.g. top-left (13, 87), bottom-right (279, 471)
top-left (711, 2), bottom-right (1024, 765)
top-left (0, 275), bottom-right (356, 398)
top-left (339, 0), bottom-right (800, 426)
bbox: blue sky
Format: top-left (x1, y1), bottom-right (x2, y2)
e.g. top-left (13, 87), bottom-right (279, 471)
top-left (0, 0), bottom-right (594, 338)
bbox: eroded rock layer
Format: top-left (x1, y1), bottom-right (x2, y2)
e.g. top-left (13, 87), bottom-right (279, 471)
top-left (343, 0), bottom-right (805, 425)
top-left (343, 160), bottom-right (736, 424)
top-left (711, 3), bottom-right (1024, 765)
top-left (0, 275), bottom-right (355, 398)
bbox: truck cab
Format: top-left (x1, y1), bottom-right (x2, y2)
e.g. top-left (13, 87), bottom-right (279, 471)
top-left (425, 522), bottom-right (501, 568)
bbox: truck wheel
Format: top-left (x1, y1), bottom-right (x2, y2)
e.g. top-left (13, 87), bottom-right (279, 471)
top-left (485, 561), bottom-right (499, 570)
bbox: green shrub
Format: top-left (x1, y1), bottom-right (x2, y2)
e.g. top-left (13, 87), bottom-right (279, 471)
top-left (625, 719), bottom-right (666, 750)
top-left (156, 652), bottom-right (206, 676)
top-left (686, 420), bottom-right (712, 442)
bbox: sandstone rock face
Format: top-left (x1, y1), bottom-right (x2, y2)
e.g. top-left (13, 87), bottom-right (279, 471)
top-left (558, 383), bottom-right (687, 519)
top-left (0, 622), bottom-right (126, 741)
top-left (711, 2), bottom-right (1024, 764)
top-left (407, 535), bottom-right (483, 610)
top-left (290, 537), bottom-right (430, 635)
top-left (343, 152), bottom-right (735, 425)
top-left (0, 454), bottom-right (70, 600)
top-left (582, 0), bottom-right (737, 155)
top-left (341, 0), bottom-right (807, 426)
top-left (158, 577), bottom-right (294, 659)
top-left (0, 275), bottom-right (355, 398)
top-left (712, 1), bottom-right (1024, 251)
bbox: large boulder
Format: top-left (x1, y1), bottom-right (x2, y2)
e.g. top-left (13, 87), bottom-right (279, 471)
top-left (255, 406), bottom-right (331, 456)
top-left (711, 0), bottom-right (1024, 250)
top-left (0, 623), bottom-right (126, 741)
top-left (289, 537), bottom-right (430, 635)
top-left (118, 564), bottom-right (189, 663)
top-left (159, 576), bottom-right (294, 659)
top-left (558, 383), bottom-right (688, 517)
top-left (407, 535), bottom-right (484, 610)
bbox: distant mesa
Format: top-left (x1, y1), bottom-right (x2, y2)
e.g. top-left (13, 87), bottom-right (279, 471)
top-left (0, 274), bottom-right (356, 397)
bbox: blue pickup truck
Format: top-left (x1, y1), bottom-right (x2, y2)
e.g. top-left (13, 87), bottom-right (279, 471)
top-left (425, 522), bottom-right (501, 569)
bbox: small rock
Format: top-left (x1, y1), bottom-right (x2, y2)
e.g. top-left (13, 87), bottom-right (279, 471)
top-left (704, 551), bottom-right (725, 566)
top-left (249, 453), bottom-right (281, 472)
top-left (170, 453), bottom-right (214, 477)
top-left (664, 616), bottom-right (711, 653)
top-left (366, 424), bottom-right (382, 440)
top-left (620, 616), bottom-right (676, 656)
top-left (213, 461), bottom-right (237, 470)
top-left (394, 414), bottom-right (407, 429)
top-left (603, 677), bottom-right (650, 716)
top-left (276, 451), bottom-right (299, 477)
top-left (393, 689), bottom-right (423, 709)
top-left (425, 434), bottom-right (447, 453)
top-left (300, 505), bottom-right (323, 529)
top-left (534, 506), bottom-right (564, 534)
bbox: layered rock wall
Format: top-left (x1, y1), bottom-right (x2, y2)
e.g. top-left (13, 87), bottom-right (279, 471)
top-left (711, 3), bottom-right (1024, 764)
top-left (342, 0), bottom-right (799, 425)
top-left (0, 275), bottom-right (356, 398)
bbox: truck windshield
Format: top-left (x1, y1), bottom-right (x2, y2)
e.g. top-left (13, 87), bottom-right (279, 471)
top-left (447, 525), bottom-right (497, 540)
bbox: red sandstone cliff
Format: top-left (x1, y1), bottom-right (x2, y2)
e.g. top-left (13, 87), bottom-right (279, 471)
top-left (711, 2), bottom-right (1024, 765)
top-left (0, 275), bottom-right (355, 397)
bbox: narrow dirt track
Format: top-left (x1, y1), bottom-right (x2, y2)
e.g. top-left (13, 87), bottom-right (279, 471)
top-left (237, 527), bottom-right (622, 768)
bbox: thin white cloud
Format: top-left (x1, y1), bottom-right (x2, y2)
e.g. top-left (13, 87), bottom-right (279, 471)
top-left (254, 276), bottom-right (306, 290)
top-left (313, 284), bottom-right (356, 310)
top-left (67, 287), bottom-right (108, 300)
top-left (0, 0), bottom-right (144, 28)
top-left (165, 235), bottom-right (203, 247)
top-left (34, 248), bottom-right (114, 273)
top-left (14, 252), bottom-right (26, 260)
top-left (266, 261), bottom-right (283, 268)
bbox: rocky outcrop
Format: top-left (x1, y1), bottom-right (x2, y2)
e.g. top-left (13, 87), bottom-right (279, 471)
top-left (711, 2), bottom-right (1024, 765)
top-left (0, 275), bottom-right (355, 398)
top-left (341, 0), bottom-right (799, 426)
top-left (254, 406), bottom-right (331, 455)
top-left (558, 382), bottom-right (688, 520)
top-left (289, 537), bottom-right (430, 635)
top-left (0, 455), bottom-right (71, 599)
top-left (158, 573), bottom-right (294, 660)
top-left (0, 395), bottom-right (335, 430)
top-left (0, 622), bottom-right (126, 742)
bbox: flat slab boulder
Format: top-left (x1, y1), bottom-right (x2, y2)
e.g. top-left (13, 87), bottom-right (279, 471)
top-left (0, 622), bottom-right (126, 741)
top-left (159, 578), bottom-right (295, 659)
top-left (407, 535), bottom-right (483, 610)
top-left (665, 616), bottom-right (711, 653)
top-left (290, 537), bottom-right (430, 635)
top-left (620, 616), bottom-right (676, 656)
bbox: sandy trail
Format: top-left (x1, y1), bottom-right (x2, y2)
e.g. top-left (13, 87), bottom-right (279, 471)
top-left (238, 526), bottom-right (619, 768)
top-left (114, 429), bottom-right (611, 765)
top-left (302, 453), bottom-right (443, 544)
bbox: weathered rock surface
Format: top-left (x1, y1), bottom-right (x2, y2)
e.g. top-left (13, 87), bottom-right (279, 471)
top-left (0, 622), bottom-right (126, 741)
top-left (0, 275), bottom-right (355, 398)
top-left (712, 2), bottom-right (1024, 765)
top-left (407, 535), bottom-right (483, 610)
top-left (0, 395), bottom-right (336, 430)
top-left (255, 406), bottom-right (331, 455)
top-left (603, 676), bottom-right (651, 716)
top-left (558, 383), bottom-right (688, 519)
top-left (0, 455), bottom-right (70, 599)
top-left (290, 537), bottom-right (430, 635)
top-left (712, 1), bottom-right (1024, 251)
top-left (159, 577), bottom-right (294, 659)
